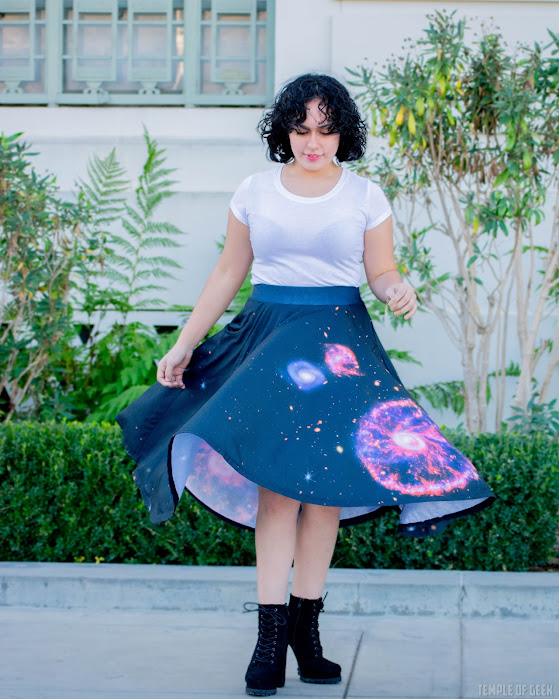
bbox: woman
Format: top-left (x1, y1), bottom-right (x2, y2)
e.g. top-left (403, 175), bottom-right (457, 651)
top-left (116, 73), bottom-right (496, 697)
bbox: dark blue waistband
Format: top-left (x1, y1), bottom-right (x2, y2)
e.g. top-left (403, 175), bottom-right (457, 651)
top-left (250, 284), bottom-right (361, 305)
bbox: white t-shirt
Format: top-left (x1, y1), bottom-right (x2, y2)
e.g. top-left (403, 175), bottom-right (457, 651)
top-left (229, 163), bottom-right (393, 287)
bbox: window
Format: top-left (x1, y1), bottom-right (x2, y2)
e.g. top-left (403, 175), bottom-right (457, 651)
top-left (0, 0), bottom-right (274, 105)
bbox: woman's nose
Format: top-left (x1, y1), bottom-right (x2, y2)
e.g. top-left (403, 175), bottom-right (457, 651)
top-left (307, 130), bottom-right (319, 148)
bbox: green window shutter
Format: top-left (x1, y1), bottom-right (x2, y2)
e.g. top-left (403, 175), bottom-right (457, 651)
top-left (0, 0), bottom-right (274, 106)
top-left (0, 0), bottom-right (47, 102)
top-left (210, 0), bottom-right (257, 93)
top-left (72, 0), bottom-right (118, 96)
top-left (128, 0), bottom-right (173, 94)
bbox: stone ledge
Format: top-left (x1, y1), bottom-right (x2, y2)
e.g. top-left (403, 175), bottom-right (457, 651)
top-left (1, 562), bottom-right (557, 619)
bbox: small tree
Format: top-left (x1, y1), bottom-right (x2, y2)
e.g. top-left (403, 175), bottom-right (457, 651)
top-left (347, 11), bottom-right (559, 433)
top-left (0, 132), bottom-right (90, 420)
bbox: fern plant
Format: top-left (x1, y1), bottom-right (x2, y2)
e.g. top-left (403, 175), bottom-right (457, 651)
top-left (73, 130), bottom-right (190, 340)
top-left (38, 128), bottom-right (190, 421)
top-left (84, 323), bottom-right (179, 422)
top-left (84, 319), bottom-right (228, 422)
top-left (74, 146), bottom-right (130, 324)
top-left (108, 125), bottom-right (186, 329)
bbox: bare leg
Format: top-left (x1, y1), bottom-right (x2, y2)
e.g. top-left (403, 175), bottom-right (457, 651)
top-left (291, 503), bottom-right (341, 599)
top-left (255, 485), bottom-right (301, 604)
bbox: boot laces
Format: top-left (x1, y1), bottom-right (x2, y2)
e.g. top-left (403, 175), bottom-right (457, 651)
top-left (243, 602), bottom-right (287, 664)
top-left (307, 591), bottom-right (327, 658)
top-left (309, 600), bottom-right (323, 657)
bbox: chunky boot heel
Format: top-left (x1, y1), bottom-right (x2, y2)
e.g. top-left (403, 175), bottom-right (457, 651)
top-left (288, 591), bottom-right (342, 684)
top-left (243, 601), bottom-right (289, 696)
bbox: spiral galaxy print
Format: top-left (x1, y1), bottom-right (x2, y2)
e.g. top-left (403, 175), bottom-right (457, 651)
top-left (282, 343), bottom-right (363, 391)
top-left (286, 360), bottom-right (327, 391)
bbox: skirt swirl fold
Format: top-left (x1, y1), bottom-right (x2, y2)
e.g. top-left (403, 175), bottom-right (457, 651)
top-left (116, 283), bottom-right (496, 537)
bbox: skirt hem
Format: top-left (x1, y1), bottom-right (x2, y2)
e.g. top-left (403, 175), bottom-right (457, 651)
top-left (167, 428), bottom-right (497, 538)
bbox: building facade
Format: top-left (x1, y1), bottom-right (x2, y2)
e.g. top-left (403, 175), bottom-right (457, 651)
top-left (1, 0), bottom-right (557, 425)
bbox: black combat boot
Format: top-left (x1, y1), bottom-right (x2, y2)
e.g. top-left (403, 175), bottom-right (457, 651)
top-left (287, 591), bottom-right (342, 684)
top-left (243, 601), bottom-right (289, 696)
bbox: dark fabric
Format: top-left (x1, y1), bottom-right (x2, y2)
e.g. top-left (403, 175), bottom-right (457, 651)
top-left (116, 284), bottom-right (496, 537)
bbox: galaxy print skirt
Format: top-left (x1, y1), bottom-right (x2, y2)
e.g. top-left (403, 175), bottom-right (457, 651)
top-left (116, 283), bottom-right (496, 537)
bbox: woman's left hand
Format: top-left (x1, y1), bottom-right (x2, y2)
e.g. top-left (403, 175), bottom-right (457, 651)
top-left (385, 282), bottom-right (418, 320)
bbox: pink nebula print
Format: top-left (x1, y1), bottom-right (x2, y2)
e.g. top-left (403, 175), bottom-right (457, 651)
top-left (354, 399), bottom-right (479, 496)
top-left (185, 440), bottom-right (258, 526)
top-left (323, 344), bottom-right (364, 377)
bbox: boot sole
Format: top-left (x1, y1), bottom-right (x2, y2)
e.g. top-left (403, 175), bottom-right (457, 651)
top-left (245, 678), bottom-right (285, 695)
top-left (298, 671), bottom-right (342, 684)
top-left (245, 689), bottom-right (278, 696)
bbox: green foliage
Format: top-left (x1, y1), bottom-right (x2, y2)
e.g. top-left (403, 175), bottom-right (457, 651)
top-left (73, 146), bottom-right (130, 319)
top-left (408, 380), bottom-right (465, 416)
top-left (0, 131), bottom-right (90, 420)
top-left (408, 362), bottom-right (522, 417)
top-left (83, 323), bottom-right (179, 422)
top-left (4, 128), bottom-right (198, 423)
top-left (66, 129), bottom-right (192, 420)
top-left (346, 11), bottom-right (559, 432)
top-left (1, 422), bottom-right (557, 571)
top-left (106, 126), bottom-right (186, 320)
top-left (386, 349), bottom-right (422, 367)
top-left (0, 421), bottom-right (255, 565)
top-left (507, 389), bottom-right (559, 441)
top-left (0, 127), bottom-right (204, 423)
top-left (74, 125), bottom-right (188, 325)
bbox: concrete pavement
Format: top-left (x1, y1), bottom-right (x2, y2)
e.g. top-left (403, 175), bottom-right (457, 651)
top-left (0, 563), bottom-right (557, 698)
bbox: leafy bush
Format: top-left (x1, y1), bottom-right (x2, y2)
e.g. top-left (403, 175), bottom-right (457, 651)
top-left (1, 422), bottom-right (557, 571)
top-left (0, 132), bottom-right (89, 420)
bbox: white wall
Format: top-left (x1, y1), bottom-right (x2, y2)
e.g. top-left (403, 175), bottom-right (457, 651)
top-left (1, 0), bottom-right (557, 426)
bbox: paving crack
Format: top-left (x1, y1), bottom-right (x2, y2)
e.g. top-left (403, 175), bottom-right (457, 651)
top-left (343, 629), bottom-right (364, 699)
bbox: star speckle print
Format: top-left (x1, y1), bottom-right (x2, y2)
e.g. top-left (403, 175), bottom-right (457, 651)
top-left (120, 290), bottom-right (495, 537)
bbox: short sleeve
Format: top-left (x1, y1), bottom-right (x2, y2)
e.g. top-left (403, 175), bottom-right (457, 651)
top-left (229, 174), bottom-right (253, 226)
top-left (365, 180), bottom-right (393, 230)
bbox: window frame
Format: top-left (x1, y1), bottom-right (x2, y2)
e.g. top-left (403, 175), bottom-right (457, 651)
top-left (0, 0), bottom-right (275, 106)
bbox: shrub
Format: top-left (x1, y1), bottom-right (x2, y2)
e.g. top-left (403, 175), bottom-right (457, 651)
top-left (1, 422), bottom-right (557, 570)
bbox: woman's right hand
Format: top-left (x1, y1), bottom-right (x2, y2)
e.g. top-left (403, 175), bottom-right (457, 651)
top-left (156, 344), bottom-right (194, 389)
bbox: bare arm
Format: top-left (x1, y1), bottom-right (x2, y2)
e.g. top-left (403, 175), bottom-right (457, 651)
top-left (157, 209), bottom-right (253, 386)
top-left (363, 215), bottom-right (417, 320)
top-left (176, 209), bottom-right (253, 350)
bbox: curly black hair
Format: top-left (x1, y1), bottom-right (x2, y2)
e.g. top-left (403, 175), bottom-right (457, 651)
top-left (257, 73), bottom-right (367, 163)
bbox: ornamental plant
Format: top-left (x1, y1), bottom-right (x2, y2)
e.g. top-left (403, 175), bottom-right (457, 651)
top-left (0, 129), bottom-right (193, 422)
top-left (0, 132), bottom-right (89, 420)
top-left (347, 11), bottom-right (559, 433)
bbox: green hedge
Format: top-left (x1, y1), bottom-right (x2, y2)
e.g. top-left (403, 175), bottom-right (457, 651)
top-left (1, 421), bottom-right (558, 571)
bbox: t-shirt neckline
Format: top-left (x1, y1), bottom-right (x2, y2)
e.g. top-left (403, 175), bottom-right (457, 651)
top-left (275, 163), bottom-right (348, 203)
